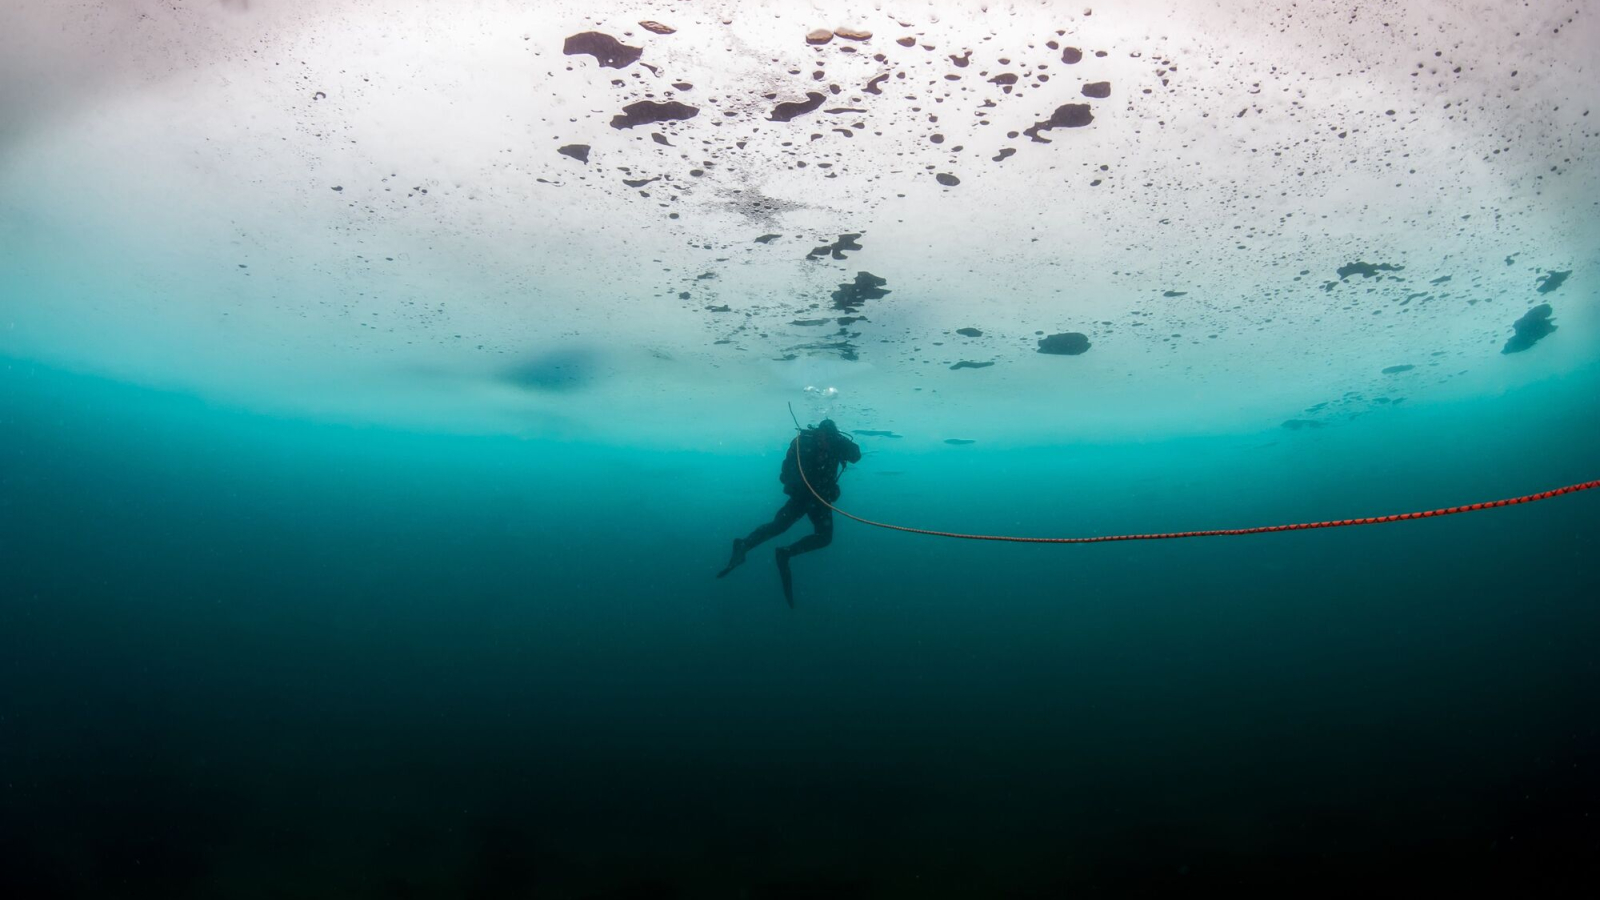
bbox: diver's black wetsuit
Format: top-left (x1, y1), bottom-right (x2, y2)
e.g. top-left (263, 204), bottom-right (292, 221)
top-left (717, 421), bottom-right (862, 604)
top-left (750, 426), bottom-right (861, 554)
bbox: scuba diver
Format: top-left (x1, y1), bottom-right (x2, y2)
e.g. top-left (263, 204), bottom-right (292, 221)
top-left (717, 418), bottom-right (862, 607)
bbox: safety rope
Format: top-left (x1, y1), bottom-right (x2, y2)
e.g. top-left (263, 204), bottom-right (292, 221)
top-left (791, 433), bottom-right (1598, 544)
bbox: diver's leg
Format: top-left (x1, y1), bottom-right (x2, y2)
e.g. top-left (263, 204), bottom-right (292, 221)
top-left (743, 495), bottom-right (808, 549)
top-left (783, 502), bottom-right (835, 556)
top-left (774, 502), bottom-right (831, 608)
top-left (718, 495), bottom-right (805, 577)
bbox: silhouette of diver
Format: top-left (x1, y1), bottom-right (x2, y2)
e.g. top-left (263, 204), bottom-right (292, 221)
top-left (717, 418), bottom-right (862, 606)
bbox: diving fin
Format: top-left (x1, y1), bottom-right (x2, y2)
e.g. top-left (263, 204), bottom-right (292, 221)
top-left (716, 538), bottom-right (747, 578)
top-left (775, 547), bottom-right (794, 608)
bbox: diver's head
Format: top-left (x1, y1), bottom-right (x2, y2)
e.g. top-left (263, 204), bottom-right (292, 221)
top-left (816, 418), bottom-right (839, 434)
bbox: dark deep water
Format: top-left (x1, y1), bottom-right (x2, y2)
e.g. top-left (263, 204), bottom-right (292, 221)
top-left (3, 358), bottom-right (1599, 898)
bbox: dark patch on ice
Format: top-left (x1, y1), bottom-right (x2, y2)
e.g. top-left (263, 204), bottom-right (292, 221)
top-left (1381, 364), bottom-right (1415, 374)
top-left (950, 361), bottom-right (994, 370)
top-left (1162, 290), bottom-right (1187, 297)
top-left (830, 272), bottom-right (890, 312)
top-left (807, 233), bottom-right (864, 260)
top-left (789, 339), bottom-right (859, 361)
top-left (1062, 47), bottom-right (1083, 64)
top-left (956, 327), bottom-right (983, 337)
top-left (651, 132), bottom-right (673, 146)
top-left (936, 173), bottom-right (961, 186)
top-left (611, 100), bottom-right (699, 129)
top-left (1081, 81), bottom-right (1111, 98)
top-left (865, 74), bottom-right (889, 95)
top-left (992, 148), bottom-right (1016, 162)
top-left (1502, 304), bottom-right (1557, 354)
top-left (770, 92), bottom-right (827, 122)
top-left (1037, 332), bottom-right (1091, 355)
top-left (1281, 419), bottom-right (1325, 430)
top-left (1535, 270), bottom-right (1570, 293)
top-left (563, 32), bottom-right (643, 69)
top-left (622, 177), bottom-right (659, 188)
top-left (1337, 261), bottom-right (1403, 279)
top-left (1430, 274), bottom-right (1452, 285)
top-left (671, 81), bottom-right (693, 90)
top-left (557, 144), bottom-right (590, 162)
top-left (944, 438), bottom-right (976, 445)
top-left (1023, 104), bottom-right (1093, 142)
top-left (503, 349), bottom-right (596, 392)
top-left (755, 233), bottom-right (782, 243)
top-left (950, 51), bottom-right (972, 68)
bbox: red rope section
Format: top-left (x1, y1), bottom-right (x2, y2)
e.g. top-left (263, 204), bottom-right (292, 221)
top-left (793, 437), bottom-right (1599, 544)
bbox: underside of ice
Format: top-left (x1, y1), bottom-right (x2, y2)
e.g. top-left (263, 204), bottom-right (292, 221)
top-left (0, 0), bottom-right (1594, 446)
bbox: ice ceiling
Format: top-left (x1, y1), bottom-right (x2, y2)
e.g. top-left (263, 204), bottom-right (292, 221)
top-left (0, 0), bottom-right (1595, 446)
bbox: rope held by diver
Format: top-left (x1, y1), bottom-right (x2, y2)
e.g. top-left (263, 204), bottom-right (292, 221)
top-left (790, 436), bottom-right (1599, 544)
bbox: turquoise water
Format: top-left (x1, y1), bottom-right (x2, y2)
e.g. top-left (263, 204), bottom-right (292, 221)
top-left (4, 356), bottom-right (1597, 897)
top-left (4, 3), bottom-right (1599, 892)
